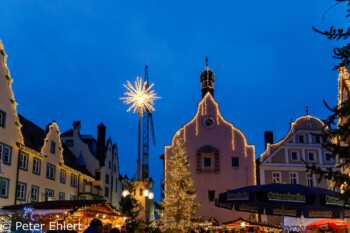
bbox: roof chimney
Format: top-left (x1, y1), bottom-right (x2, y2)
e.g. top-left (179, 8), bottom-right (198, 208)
top-left (264, 131), bottom-right (273, 149)
top-left (97, 123), bottom-right (106, 161)
top-left (73, 121), bottom-right (81, 132)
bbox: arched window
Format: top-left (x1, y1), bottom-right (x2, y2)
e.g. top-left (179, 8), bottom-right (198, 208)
top-left (196, 145), bottom-right (219, 173)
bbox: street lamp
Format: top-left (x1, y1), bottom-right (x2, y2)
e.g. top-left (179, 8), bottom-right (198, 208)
top-left (120, 77), bottom-right (160, 181)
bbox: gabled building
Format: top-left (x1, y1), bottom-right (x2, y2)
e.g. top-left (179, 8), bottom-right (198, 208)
top-left (0, 40), bottom-right (121, 210)
top-left (163, 61), bottom-right (256, 224)
top-left (0, 41), bottom-right (96, 206)
top-left (61, 122), bottom-right (122, 209)
top-left (258, 115), bottom-right (335, 188)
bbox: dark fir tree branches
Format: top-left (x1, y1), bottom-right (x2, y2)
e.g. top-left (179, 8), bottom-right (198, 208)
top-left (313, 0), bottom-right (350, 69)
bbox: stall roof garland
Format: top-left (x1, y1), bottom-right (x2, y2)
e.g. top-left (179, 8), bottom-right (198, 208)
top-left (223, 218), bottom-right (281, 229)
top-left (2, 200), bottom-right (121, 216)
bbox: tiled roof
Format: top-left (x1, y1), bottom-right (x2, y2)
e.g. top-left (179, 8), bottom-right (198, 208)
top-left (61, 129), bottom-right (73, 137)
top-left (18, 114), bottom-right (46, 151)
top-left (18, 114), bottom-right (94, 178)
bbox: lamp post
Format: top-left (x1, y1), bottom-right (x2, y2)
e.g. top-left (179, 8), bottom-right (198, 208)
top-left (120, 76), bottom-right (160, 181)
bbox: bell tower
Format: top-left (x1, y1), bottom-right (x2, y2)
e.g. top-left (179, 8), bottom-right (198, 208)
top-left (200, 57), bottom-right (215, 98)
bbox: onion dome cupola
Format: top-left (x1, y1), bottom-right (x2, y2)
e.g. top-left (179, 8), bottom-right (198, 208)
top-left (200, 57), bottom-right (215, 98)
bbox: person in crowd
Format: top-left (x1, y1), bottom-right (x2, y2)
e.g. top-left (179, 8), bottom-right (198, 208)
top-left (103, 224), bottom-right (112, 233)
top-left (121, 226), bottom-right (127, 233)
top-left (110, 228), bottom-right (121, 233)
top-left (83, 218), bottom-right (104, 233)
top-left (144, 227), bottom-right (150, 233)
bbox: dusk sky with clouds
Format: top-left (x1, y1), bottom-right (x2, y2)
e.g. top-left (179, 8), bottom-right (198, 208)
top-left (0, 0), bottom-right (347, 200)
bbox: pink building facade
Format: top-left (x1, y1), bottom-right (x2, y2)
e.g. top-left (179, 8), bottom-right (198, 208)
top-left (164, 63), bottom-right (256, 224)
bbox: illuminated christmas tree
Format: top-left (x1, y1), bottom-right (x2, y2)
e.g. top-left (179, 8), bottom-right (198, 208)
top-left (158, 133), bottom-right (199, 233)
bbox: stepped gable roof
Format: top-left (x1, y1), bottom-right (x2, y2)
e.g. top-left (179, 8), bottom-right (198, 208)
top-left (61, 129), bottom-right (73, 137)
top-left (18, 114), bottom-right (46, 151)
top-left (61, 142), bottom-right (93, 178)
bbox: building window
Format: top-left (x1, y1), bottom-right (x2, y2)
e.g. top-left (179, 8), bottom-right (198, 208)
top-left (70, 195), bottom-right (76, 200)
top-left (60, 170), bottom-right (66, 184)
top-left (109, 161), bottom-right (111, 169)
top-left (32, 158), bottom-right (41, 175)
top-left (59, 192), bottom-right (65, 200)
top-left (196, 145), bottom-right (220, 173)
top-left (315, 136), bottom-right (321, 144)
top-left (80, 196), bottom-right (86, 200)
top-left (0, 110), bottom-right (6, 128)
top-left (46, 163), bottom-right (56, 180)
top-left (114, 165), bottom-right (116, 173)
top-left (139, 188), bottom-right (143, 196)
top-left (0, 143), bottom-right (12, 165)
top-left (66, 140), bottom-right (74, 146)
top-left (19, 152), bottom-right (28, 170)
top-left (71, 174), bottom-right (77, 187)
top-left (308, 152), bottom-right (316, 162)
top-left (289, 173), bottom-right (298, 184)
top-left (325, 152), bottom-right (333, 162)
top-left (0, 177), bottom-right (9, 198)
top-left (291, 151), bottom-right (299, 161)
top-left (17, 182), bottom-right (27, 201)
top-left (232, 157), bottom-right (239, 167)
top-left (208, 190), bottom-right (215, 202)
top-left (50, 141), bottom-right (56, 154)
top-left (105, 174), bottom-right (110, 184)
top-left (105, 187), bottom-right (109, 197)
top-left (45, 189), bottom-right (54, 200)
top-left (272, 172), bottom-right (281, 184)
top-left (116, 179), bottom-right (118, 192)
top-left (306, 173), bottom-right (314, 187)
top-left (307, 123), bottom-right (312, 129)
top-left (31, 185), bottom-right (39, 202)
top-left (203, 157), bottom-right (212, 168)
top-left (298, 135), bottom-right (305, 143)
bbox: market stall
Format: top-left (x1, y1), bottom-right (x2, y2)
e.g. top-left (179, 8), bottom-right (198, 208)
top-left (1, 200), bottom-right (127, 232)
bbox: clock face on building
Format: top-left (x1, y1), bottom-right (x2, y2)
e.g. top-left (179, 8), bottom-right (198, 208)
top-left (202, 116), bottom-right (216, 129)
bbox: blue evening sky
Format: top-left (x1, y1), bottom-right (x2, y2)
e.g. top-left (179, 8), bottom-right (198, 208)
top-left (0, 0), bottom-right (347, 201)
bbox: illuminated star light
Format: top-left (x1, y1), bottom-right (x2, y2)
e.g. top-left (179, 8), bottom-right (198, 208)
top-left (120, 76), bottom-right (161, 114)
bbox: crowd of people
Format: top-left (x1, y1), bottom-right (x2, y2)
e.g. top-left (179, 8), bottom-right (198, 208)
top-left (83, 218), bottom-right (129, 233)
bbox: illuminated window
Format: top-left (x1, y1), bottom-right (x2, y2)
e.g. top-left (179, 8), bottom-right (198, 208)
top-left (272, 172), bottom-right (281, 184)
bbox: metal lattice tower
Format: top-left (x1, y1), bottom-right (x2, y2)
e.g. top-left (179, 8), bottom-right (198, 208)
top-left (142, 65), bottom-right (156, 180)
